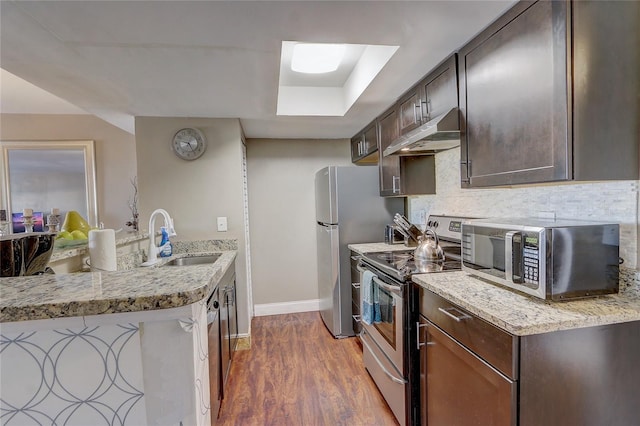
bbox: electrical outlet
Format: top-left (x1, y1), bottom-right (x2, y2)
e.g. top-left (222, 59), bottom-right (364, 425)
top-left (418, 209), bottom-right (427, 225)
top-left (538, 211), bottom-right (556, 220)
top-left (217, 217), bottom-right (228, 232)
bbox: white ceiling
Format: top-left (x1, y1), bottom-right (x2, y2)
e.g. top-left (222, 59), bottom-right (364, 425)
top-left (0, 1), bottom-right (516, 139)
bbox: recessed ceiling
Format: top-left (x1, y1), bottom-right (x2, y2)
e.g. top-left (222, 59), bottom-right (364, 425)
top-left (0, 1), bottom-right (517, 139)
top-left (278, 41), bottom-right (398, 116)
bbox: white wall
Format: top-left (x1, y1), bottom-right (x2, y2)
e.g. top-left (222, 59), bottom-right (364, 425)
top-left (246, 138), bottom-right (352, 308)
top-left (135, 117), bottom-right (250, 335)
top-left (408, 147), bottom-right (639, 270)
top-left (0, 114), bottom-right (137, 229)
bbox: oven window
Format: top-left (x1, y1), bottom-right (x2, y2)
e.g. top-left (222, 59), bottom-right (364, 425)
top-left (373, 285), bottom-right (396, 348)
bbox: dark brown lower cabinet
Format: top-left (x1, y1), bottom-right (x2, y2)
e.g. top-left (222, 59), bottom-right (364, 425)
top-left (518, 322), bottom-right (640, 426)
top-left (350, 252), bottom-right (362, 337)
top-left (416, 285), bottom-right (640, 426)
top-left (220, 264), bottom-right (237, 392)
top-left (418, 316), bottom-right (516, 426)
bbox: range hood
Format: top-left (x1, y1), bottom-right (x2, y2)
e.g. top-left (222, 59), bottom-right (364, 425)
top-left (383, 107), bottom-right (461, 156)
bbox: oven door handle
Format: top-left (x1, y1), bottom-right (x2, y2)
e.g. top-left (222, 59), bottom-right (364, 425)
top-left (360, 332), bottom-right (408, 385)
top-left (372, 276), bottom-right (403, 297)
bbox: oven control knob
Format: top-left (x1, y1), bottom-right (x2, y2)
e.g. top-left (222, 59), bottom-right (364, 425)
top-left (433, 221), bottom-right (439, 228)
top-left (427, 220), bottom-right (433, 228)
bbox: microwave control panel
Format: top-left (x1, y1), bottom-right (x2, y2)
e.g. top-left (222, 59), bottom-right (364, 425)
top-left (522, 234), bottom-right (540, 285)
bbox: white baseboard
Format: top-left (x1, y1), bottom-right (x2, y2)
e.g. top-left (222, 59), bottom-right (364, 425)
top-left (253, 299), bottom-right (320, 317)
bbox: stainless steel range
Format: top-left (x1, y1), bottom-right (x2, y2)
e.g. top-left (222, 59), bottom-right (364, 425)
top-left (357, 215), bottom-right (468, 425)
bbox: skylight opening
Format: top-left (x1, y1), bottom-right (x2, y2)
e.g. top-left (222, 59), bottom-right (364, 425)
top-left (291, 43), bottom-right (346, 74)
top-left (278, 41), bottom-right (399, 116)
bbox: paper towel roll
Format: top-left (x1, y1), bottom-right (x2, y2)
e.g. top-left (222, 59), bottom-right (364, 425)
top-left (88, 229), bottom-right (117, 272)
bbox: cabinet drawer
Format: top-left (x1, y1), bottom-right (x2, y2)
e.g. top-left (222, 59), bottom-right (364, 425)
top-left (350, 254), bottom-right (360, 282)
top-left (352, 300), bottom-right (360, 316)
top-left (352, 301), bottom-right (362, 335)
top-left (351, 282), bottom-right (361, 307)
top-left (418, 287), bottom-right (518, 379)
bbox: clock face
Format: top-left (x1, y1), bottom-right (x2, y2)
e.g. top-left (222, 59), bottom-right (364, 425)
top-left (172, 128), bottom-right (207, 160)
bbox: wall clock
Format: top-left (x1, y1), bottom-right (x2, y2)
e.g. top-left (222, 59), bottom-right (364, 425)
top-left (171, 128), bottom-right (207, 161)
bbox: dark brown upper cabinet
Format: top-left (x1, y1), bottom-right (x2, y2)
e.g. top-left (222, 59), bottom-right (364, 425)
top-left (420, 56), bottom-right (458, 123)
top-left (397, 55), bottom-right (458, 138)
top-left (378, 105), bottom-right (402, 196)
top-left (385, 55), bottom-right (460, 156)
top-left (350, 121), bottom-right (378, 164)
top-left (398, 86), bottom-right (424, 136)
top-left (378, 104), bottom-right (436, 197)
top-left (458, 0), bottom-right (639, 187)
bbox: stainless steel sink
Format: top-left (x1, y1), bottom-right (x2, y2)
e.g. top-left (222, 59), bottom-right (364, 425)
top-left (165, 254), bottom-right (221, 266)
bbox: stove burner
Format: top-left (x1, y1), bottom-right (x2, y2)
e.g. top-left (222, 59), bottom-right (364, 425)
top-left (361, 249), bottom-right (462, 281)
top-left (375, 252), bottom-right (412, 262)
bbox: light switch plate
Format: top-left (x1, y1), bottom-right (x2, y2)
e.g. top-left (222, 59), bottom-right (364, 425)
top-left (217, 217), bottom-right (228, 232)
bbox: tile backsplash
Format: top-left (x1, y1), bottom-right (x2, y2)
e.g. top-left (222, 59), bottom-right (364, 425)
top-left (409, 147), bottom-right (639, 269)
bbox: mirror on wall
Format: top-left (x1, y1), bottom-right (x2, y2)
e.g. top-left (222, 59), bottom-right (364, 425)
top-left (0, 140), bottom-right (98, 233)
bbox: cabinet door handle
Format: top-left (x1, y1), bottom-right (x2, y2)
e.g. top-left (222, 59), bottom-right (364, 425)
top-left (416, 321), bottom-right (430, 349)
top-left (438, 307), bottom-right (471, 322)
top-left (460, 160), bottom-right (470, 184)
top-left (352, 282), bottom-right (361, 289)
top-left (421, 100), bottom-right (428, 121)
top-left (223, 287), bottom-right (235, 304)
top-left (392, 176), bottom-right (401, 193)
top-left (415, 104), bottom-right (422, 123)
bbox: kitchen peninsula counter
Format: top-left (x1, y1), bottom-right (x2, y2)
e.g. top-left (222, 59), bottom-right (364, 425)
top-left (0, 243), bottom-right (236, 426)
top-left (413, 271), bottom-right (640, 336)
top-left (0, 250), bottom-right (236, 323)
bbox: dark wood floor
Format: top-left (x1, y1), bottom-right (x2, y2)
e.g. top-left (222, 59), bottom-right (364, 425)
top-left (217, 311), bottom-right (399, 426)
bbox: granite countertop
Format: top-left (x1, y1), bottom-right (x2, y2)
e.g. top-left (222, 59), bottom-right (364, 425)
top-left (0, 250), bottom-right (236, 323)
top-left (413, 271), bottom-right (640, 336)
top-left (349, 242), bottom-right (416, 255)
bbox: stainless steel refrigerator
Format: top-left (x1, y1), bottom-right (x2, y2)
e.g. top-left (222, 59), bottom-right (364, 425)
top-left (315, 166), bottom-right (403, 338)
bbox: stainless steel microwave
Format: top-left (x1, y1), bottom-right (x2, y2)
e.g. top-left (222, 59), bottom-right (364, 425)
top-left (461, 218), bottom-right (620, 300)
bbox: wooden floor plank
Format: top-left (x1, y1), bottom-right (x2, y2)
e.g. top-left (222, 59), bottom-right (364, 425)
top-left (216, 312), bottom-right (399, 426)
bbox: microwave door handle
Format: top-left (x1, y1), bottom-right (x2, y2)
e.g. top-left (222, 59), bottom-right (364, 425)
top-left (505, 231), bottom-right (523, 284)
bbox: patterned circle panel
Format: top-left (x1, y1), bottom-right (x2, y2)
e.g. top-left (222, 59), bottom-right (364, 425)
top-left (1, 324), bottom-right (146, 425)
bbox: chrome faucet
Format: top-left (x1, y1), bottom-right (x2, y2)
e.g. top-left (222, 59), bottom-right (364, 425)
top-left (142, 208), bottom-right (176, 266)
